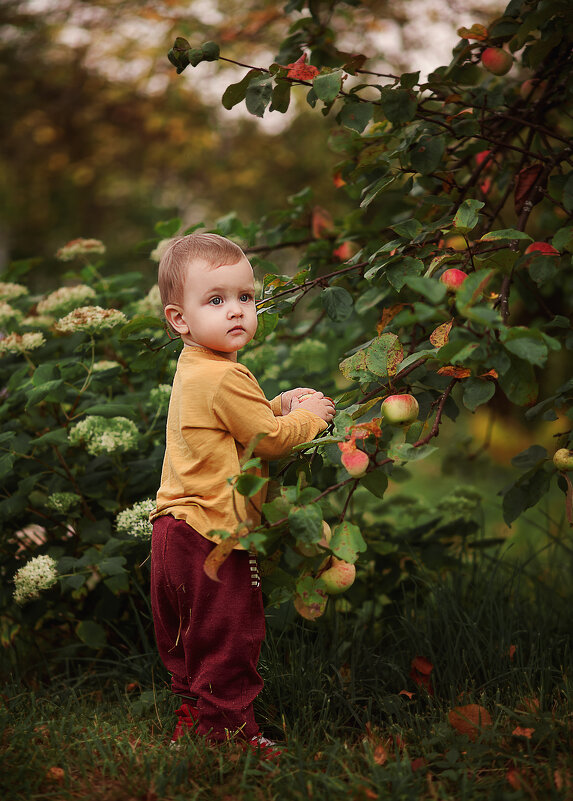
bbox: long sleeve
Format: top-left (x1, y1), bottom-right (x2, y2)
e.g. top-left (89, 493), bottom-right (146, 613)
top-left (213, 369), bottom-right (327, 459)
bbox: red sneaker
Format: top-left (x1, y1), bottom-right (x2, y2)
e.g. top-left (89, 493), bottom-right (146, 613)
top-left (170, 703), bottom-right (199, 744)
top-left (248, 733), bottom-right (284, 760)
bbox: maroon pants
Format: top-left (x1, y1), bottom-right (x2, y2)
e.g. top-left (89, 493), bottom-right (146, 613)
top-left (150, 515), bottom-right (265, 741)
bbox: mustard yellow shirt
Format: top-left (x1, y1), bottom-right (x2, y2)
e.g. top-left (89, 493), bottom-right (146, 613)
top-left (151, 346), bottom-right (327, 545)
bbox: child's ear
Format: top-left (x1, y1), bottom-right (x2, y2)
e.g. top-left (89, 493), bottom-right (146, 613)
top-left (164, 304), bottom-right (189, 335)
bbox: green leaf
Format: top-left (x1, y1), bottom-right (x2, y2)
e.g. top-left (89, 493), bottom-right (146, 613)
top-left (338, 100), bottom-right (374, 132)
top-left (119, 316), bottom-right (163, 340)
top-left (511, 444), bottom-right (548, 469)
top-left (31, 429), bottom-right (69, 447)
top-left (25, 380), bottom-right (64, 409)
top-left (528, 256), bottom-right (559, 285)
top-left (254, 311), bottom-right (278, 341)
top-left (385, 257), bottom-right (424, 291)
top-left (154, 218), bottom-right (182, 238)
top-left (455, 269), bottom-right (494, 310)
top-left (462, 378), bottom-right (495, 412)
top-left (76, 620), bottom-right (107, 649)
top-left (404, 276), bottom-right (447, 304)
top-left (0, 453), bottom-right (15, 480)
top-left (288, 504), bottom-right (323, 545)
top-left (270, 77), bottom-right (291, 113)
top-left (380, 88), bottom-right (417, 124)
top-left (330, 521), bottom-right (367, 563)
top-left (409, 135), bottom-right (445, 174)
top-left (245, 74), bottom-right (273, 117)
top-left (388, 442), bottom-right (437, 462)
top-left (552, 226), bottom-right (573, 253)
top-left (479, 228), bottom-right (533, 242)
top-left (391, 218), bottom-right (423, 240)
top-left (234, 473), bottom-right (268, 497)
top-left (453, 199), bottom-right (484, 233)
top-left (498, 355), bottom-right (538, 406)
top-left (365, 334), bottom-right (404, 378)
top-left (360, 173), bottom-right (395, 209)
top-left (361, 469), bottom-right (388, 498)
top-left (313, 70), bottom-right (343, 104)
top-left (201, 41), bottom-right (220, 61)
top-left (222, 70), bottom-right (262, 110)
top-left (321, 286), bottom-right (354, 321)
top-left (500, 328), bottom-right (548, 367)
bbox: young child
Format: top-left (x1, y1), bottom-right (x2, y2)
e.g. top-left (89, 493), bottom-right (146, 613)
top-left (150, 233), bottom-right (335, 748)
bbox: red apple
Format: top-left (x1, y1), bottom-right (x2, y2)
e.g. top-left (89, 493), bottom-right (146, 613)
top-left (318, 557), bottom-right (356, 595)
top-left (381, 394), bottom-right (419, 426)
top-left (440, 268), bottom-right (467, 291)
top-left (525, 242), bottom-right (560, 256)
top-left (340, 448), bottom-right (369, 478)
top-left (481, 47), bottom-right (513, 76)
top-left (519, 79), bottom-right (546, 101)
top-left (293, 590), bottom-right (327, 620)
top-left (553, 448), bottom-right (573, 472)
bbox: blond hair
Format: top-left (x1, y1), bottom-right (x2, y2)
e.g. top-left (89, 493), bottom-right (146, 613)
top-left (158, 233), bottom-right (246, 308)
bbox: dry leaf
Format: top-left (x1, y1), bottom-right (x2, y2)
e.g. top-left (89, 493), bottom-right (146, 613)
top-left (512, 726), bottom-right (535, 738)
top-left (514, 163), bottom-right (544, 215)
top-left (286, 53), bottom-right (320, 81)
top-left (399, 690), bottom-right (415, 699)
top-left (45, 766), bottom-right (65, 783)
top-left (376, 304), bottom-right (406, 334)
top-left (203, 536), bottom-right (240, 582)
top-left (508, 644), bottom-right (517, 661)
top-left (448, 704), bottom-right (492, 741)
top-left (429, 320), bottom-right (453, 348)
top-left (437, 365), bottom-right (471, 378)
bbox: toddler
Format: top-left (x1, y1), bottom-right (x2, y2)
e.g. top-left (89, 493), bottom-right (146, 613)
top-left (150, 233), bottom-right (335, 748)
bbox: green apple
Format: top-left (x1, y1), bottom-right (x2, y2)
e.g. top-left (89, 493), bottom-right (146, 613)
top-left (381, 394), bottom-right (419, 426)
top-left (318, 557), bottom-right (356, 595)
top-left (553, 448), bottom-right (573, 472)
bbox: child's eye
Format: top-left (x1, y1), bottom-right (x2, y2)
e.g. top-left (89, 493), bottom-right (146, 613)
top-left (240, 293), bottom-right (253, 302)
top-left (209, 297), bottom-right (223, 305)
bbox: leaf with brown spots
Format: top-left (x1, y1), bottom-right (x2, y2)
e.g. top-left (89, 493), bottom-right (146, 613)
top-left (437, 365), bottom-right (471, 378)
top-left (203, 535), bottom-right (240, 582)
top-left (430, 319), bottom-right (453, 347)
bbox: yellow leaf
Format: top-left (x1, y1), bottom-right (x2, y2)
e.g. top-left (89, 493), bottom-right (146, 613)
top-left (430, 319), bottom-right (453, 347)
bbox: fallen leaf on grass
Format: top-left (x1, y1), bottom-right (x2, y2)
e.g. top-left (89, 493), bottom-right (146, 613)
top-left (410, 656), bottom-right (434, 695)
top-left (508, 644), bottom-right (517, 661)
top-left (399, 690), bottom-right (415, 699)
top-left (512, 726), bottom-right (535, 738)
top-left (506, 767), bottom-right (531, 790)
top-left (448, 704), bottom-right (492, 741)
top-left (45, 766), bottom-right (65, 783)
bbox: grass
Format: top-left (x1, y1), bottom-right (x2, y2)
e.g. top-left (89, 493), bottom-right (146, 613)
top-left (2, 543), bottom-right (572, 801)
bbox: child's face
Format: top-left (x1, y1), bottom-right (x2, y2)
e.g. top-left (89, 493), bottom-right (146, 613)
top-left (165, 256), bottom-right (257, 359)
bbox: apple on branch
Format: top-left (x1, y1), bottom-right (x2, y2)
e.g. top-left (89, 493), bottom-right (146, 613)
top-left (525, 242), bottom-right (560, 257)
top-left (340, 445), bottom-right (369, 478)
top-left (553, 448), bottom-right (573, 472)
top-left (317, 556), bottom-right (356, 595)
top-left (440, 268), bottom-right (467, 291)
top-left (381, 394), bottom-right (419, 426)
top-left (481, 47), bottom-right (513, 76)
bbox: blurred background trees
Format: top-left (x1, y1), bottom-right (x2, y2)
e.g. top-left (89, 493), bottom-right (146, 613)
top-left (1, 0), bottom-right (501, 283)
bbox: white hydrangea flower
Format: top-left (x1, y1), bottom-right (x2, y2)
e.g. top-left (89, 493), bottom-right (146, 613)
top-left (46, 492), bottom-right (82, 514)
top-left (0, 282), bottom-right (28, 301)
top-left (92, 360), bottom-right (121, 372)
top-left (13, 554), bottom-right (58, 605)
top-left (0, 332), bottom-right (45, 355)
top-left (37, 285), bottom-right (96, 316)
top-left (56, 238), bottom-right (106, 261)
top-left (69, 415), bottom-right (139, 456)
top-left (55, 306), bottom-right (126, 334)
top-left (21, 315), bottom-right (55, 329)
top-left (131, 284), bottom-right (163, 317)
top-left (115, 499), bottom-right (156, 539)
top-left (149, 384), bottom-right (171, 407)
top-left (0, 301), bottom-right (23, 328)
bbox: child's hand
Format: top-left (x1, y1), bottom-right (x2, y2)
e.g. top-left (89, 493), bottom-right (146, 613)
top-left (281, 387), bottom-right (317, 416)
top-left (290, 391), bottom-right (335, 423)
